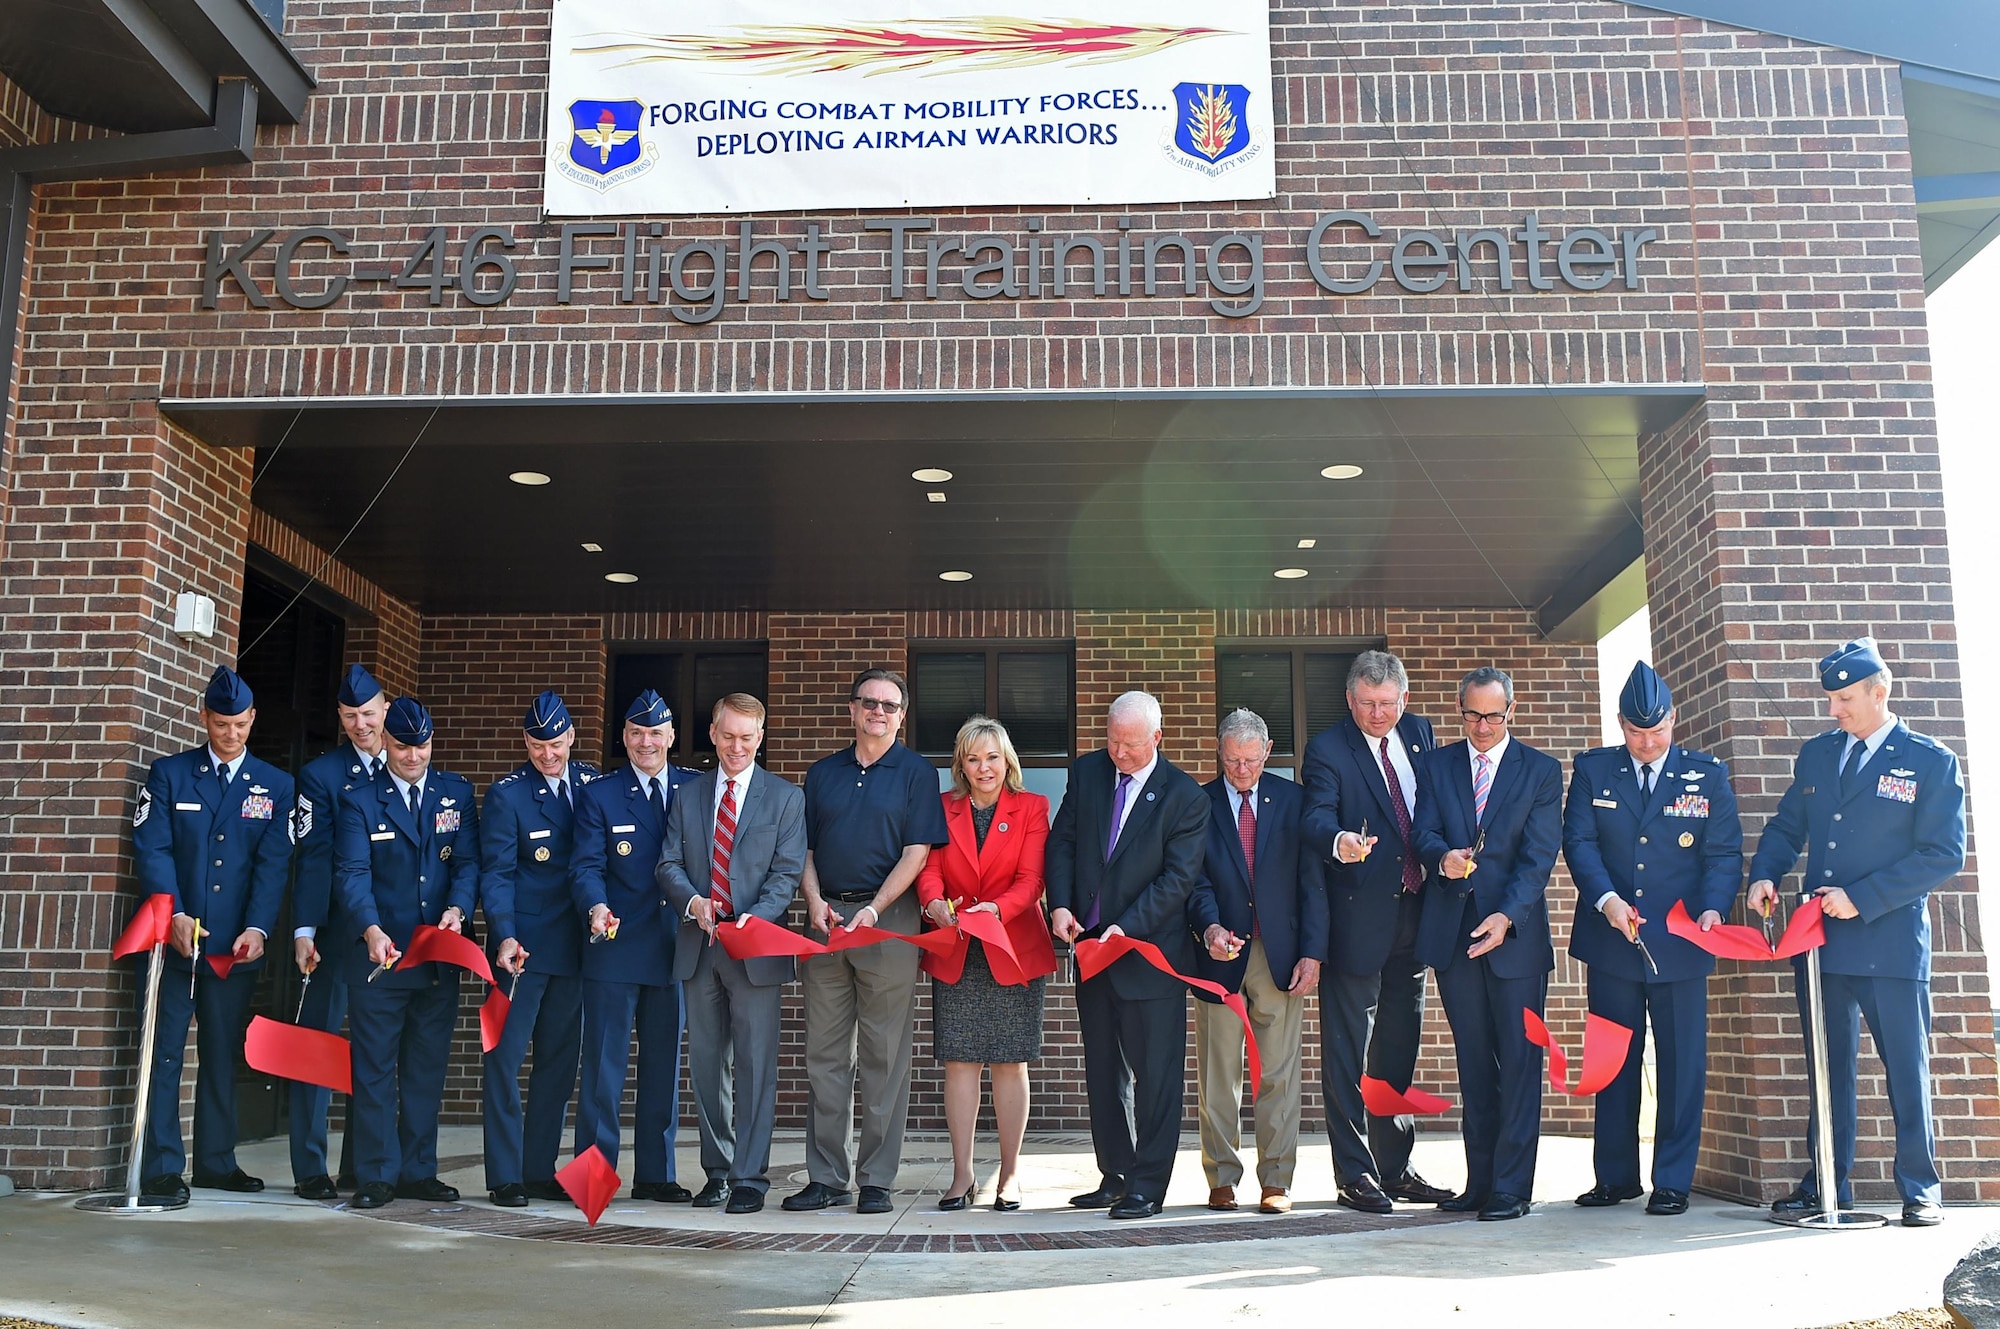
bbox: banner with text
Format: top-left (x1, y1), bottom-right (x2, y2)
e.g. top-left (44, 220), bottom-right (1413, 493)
top-left (545, 0), bottom-right (1276, 215)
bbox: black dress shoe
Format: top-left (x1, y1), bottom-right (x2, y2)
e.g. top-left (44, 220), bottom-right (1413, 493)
top-left (937, 1189), bottom-right (972, 1212)
top-left (1382, 1171), bottom-right (1454, 1205)
top-left (351, 1182), bottom-right (395, 1210)
top-left (1069, 1181), bottom-right (1125, 1209)
top-left (630, 1181), bottom-right (667, 1201)
top-left (1576, 1182), bottom-right (1644, 1207)
top-left (1478, 1193), bottom-right (1532, 1221)
top-left (395, 1177), bottom-right (461, 1202)
top-left (1646, 1189), bottom-right (1689, 1216)
top-left (1336, 1174), bottom-right (1395, 1215)
top-left (1771, 1186), bottom-right (1850, 1215)
top-left (858, 1185), bottom-right (894, 1215)
top-left (141, 1174), bottom-right (190, 1204)
top-left (1438, 1191), bottom-right (1489, 1213)
top-left (489, 1183), bottom-right (529, 1208)
top-left (294, 1174), bottom-right (339, 1201)
top-left (782, 1181), bottom-right (853, 1212)
top-left (993, 1195), bottom-right (1022, 1213)
top-left (725, 1188), bottom-right (765, 1214)
top-left (658, 1182), bottom-right (693, 1203)
top-left (1109, 1193), bottom-right (1162, 1220)
top-left (1903, 1199), bottom-right (1945, 1227)
top-left (692, 1179), bottom-right (731, 1208)
top-left (193, 1167), bottom-right (264, 1193)
top-left (523, 1179), bottom-right (567, 1202)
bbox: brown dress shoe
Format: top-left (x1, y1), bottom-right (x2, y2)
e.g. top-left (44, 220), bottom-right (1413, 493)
top-left (1259, 1187), bottom-right (1292, 1214)
top-left (1207, 1186), bottom-right (1239, 1211)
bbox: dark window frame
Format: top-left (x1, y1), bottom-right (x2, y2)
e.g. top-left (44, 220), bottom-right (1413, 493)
top-left (907, 639), bottom-right (1076, 768)
top-left (1214, 637), bottom-right (1388, 759)
top-left (605, 640), bottom-right (770, 771)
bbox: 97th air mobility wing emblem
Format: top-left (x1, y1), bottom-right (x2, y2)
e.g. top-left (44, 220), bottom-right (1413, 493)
top-left (555, 98), bottom-right (658, 192)
top-left (1164, 82), bottom-right (1261, 178)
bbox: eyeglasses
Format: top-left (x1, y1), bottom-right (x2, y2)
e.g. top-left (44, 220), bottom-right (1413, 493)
top-left (1460, 708), bottom-right (1510, 726)
top-left (853, 697), bottom-right (904, 713)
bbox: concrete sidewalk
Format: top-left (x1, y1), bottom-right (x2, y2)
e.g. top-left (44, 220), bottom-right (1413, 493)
top-left (0, 1128), bottom-right (1983, 1329)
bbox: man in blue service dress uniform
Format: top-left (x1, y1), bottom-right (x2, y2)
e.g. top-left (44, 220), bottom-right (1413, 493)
top-left (478, 690), bottom-right (601, 1207)
top-left (1413, 666), bottom-right (1564, 1222)
top-left (131, 665), bottom-right (297, 1203)
top-left (1748, 636), bottom-right (1967, 1228)
top-left (288, 662), bottom-right (389, 1200)
top-left (572, 689), bottom-right (701, 1202)
top-left (334, 696), bottom-right (484, 1210)
top-left (1564, 662), bottom-right (1743, 1216)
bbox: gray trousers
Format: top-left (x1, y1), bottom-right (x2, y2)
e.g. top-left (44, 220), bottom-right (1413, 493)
top-left (801, 891), bottom-right (922, 1191)
top-left (684, 941), bottom-right (784, 1194)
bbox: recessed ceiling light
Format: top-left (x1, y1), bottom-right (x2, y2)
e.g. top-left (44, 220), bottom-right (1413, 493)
top-left (1274, 567), bottom-right (1310, 579)
top-left (938, 570), bottom-right (973, 582)
top-left (509, 470), bottom-right (552, 486)
top-left (912, 467), bottom-right (953, 483)
top-left (1320, 464), bottom-right (1364, 480)
top-left (927, 492), bottom-right (947, 503)
top-left (580, 542), bottom-right (603, 553)
top-left (1297, 538), bottom-right (1317, 549)
top-left (604, 572), bottom-right (639, 584)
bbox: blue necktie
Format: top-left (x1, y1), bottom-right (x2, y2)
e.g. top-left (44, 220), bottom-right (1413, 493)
top-left (1840, 741), bottom-right (1866, 796)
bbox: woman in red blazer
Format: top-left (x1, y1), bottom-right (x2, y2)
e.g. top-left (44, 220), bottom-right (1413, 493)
top-left (917, 715), bottom-right (1056, 1212)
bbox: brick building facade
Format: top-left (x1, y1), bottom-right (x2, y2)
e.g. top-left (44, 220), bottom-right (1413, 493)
top-left (0, 0), bottom-right (1990, 1206)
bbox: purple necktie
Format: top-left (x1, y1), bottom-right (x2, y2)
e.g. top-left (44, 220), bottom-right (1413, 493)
top-left (1084, 772), bottom-right (1134, 930)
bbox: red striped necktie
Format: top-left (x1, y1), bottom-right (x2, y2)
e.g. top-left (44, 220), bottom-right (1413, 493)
top-left (711, 777), bottom-right (737, 917)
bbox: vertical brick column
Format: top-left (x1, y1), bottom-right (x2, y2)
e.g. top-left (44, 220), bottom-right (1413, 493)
top-left (1639, 47), bottom-right (1996, 1202)
top-left (0, 405), bottom-right (254, 1186)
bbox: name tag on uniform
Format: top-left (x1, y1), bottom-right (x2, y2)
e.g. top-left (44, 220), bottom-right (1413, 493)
top-left (241, 795), bottom-right (274, 820)
top-left (1592, 797), bottom-right (1618, 809)
top-left (370, 831), bottom-right (396, 842)
top-left (1665, 794), bottom-right (1710, 818)
top-left (611, 824), bottom-right (637, 834)
top-left (528, 829), bottom-right (551, 840)
top-left (435, 809), bottom-right (462, 834)
top-left (1877, 774), bottom-right (1918, 803)
top-left (176, 801), bottom-right (203, 811)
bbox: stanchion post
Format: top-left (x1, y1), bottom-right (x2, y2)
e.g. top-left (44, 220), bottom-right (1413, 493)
top-left (76, 940), bottom-right (186, 1214)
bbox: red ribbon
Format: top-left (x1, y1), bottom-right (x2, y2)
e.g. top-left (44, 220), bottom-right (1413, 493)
top-left (206, 953), bottom-right (238, 980)
top-left (399, 924), bottom-right (510, 1054)
top-left (1360, 1075), bottom-right (1453, 1116)
top-left (1074, 934), bottom-right (1262, 1100)
top-left (556, 1144), bottom-right (620, 1227)
top-left (825, 921), bottom-right (961, 956)
top-left (954, 908), bottom-right (1029, 984)
top-left (716, 912), bottom-right (971, 961)
top-left (1523, 1009), bottom-right (1631, 1096)
top-left (1665, 898), bottom-right (1826, 962)
top-left (112, 895), bottom-right (173, 959)
top-left (244, 1014), bottom-right (353, 1095)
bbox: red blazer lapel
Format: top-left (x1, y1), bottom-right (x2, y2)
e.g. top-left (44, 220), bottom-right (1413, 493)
top-left (944, 794), bottom-right (981, 889)
top-left (976, 789), bottom-right (1025, 897)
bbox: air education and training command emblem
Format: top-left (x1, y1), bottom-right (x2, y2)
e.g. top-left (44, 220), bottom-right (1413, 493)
top-left (1162, 82), bottom-right (1261, 179)
top-left (555, 99), bottom-right (657, 193)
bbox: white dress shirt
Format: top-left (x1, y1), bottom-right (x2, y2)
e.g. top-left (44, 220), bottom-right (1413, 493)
top-left (1112, 753), bottom-right (1158, 842)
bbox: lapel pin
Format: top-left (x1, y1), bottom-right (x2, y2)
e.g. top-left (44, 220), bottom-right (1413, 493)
top-left (1145, 791), bottom-right (1155, 802)
top-left (997, 822), bottom-right (1008, 833)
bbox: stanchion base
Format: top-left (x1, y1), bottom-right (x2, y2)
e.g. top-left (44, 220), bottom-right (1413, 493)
top-left (1768, 1208), bottom-right (1889, 1231)
top-left (74, 1191), bottom-right (187, 1215)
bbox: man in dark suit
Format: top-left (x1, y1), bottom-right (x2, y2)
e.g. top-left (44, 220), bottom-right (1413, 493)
top-left (1748, 636), bottom-right (1966, 1228)
top-left (658, 693), bottom-right (807, 1215)
top-left (1564, 662), bottom-right (1742, 1216)
top-left (570, 689), bottom-right (700, 1203)
top-left (287, 662), bottom-right (387, 1200)
top-left (333, 696), bottom-right (484, 1211)
top-left (1187, 708), bottom-right (1326, 1215)
top-left (1048, 690), bottom-right (1211, 1220)
top-left (478, 690), bottom-right (602, 1207)
top-left (1413, 666), bottom-right (1564, 1222)
top-left (130, 666), bottom-right (296, 1203)
top-left (1300, 648), bottom-right (1450, 1214)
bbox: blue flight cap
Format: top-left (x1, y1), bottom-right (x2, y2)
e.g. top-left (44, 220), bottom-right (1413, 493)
top-left (1617, 661), bottom-right (1673, 728)
top-left (524, 689), bottom-right (573, 740)
top-left (384, 696), bottom-right (434, 745)
top-left (337, 663), bottom-right (385, 708)
top-left (202, 665), bottom-right (254, 716)
top-left (1819, 636), bottom-right (1887, 691)
top-left (624, 688), bottom-right (673, 727)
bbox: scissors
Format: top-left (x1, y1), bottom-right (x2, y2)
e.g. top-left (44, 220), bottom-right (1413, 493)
top-left (1355, 819), bottom-right (1370, 859)
top-left (1761, 897), bottom-right (1779, 950)
top-left (1464, 827), bottom-right (1486, 874)
top-left (189, 919), bottom-right (208, 1000)
top-left (294, 956), bottom-right (315, 1022)
top-left (1624, 915), bottom-right (1660, 975)
top-left (366, 951), bottom-right (398, 983)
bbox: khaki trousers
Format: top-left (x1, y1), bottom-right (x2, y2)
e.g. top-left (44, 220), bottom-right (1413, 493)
top-left (1194, 937), bottom-right (1307, 1191)
top-left (800, 891), bottom-right (922, 1191)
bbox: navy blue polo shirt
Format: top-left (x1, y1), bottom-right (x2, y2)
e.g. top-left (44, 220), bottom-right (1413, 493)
top-left (803, 741), bottom-right (948, 898)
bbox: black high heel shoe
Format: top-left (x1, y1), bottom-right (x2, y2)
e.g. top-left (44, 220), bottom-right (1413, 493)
top-left (992, 1181), bottom-right (1021, 1212)
top-left (938, 1189), bottom-right (973, 1212)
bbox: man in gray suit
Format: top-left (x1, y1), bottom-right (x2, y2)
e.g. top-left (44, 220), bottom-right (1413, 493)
top-left (657, 693), bottom-right (807, 1215)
